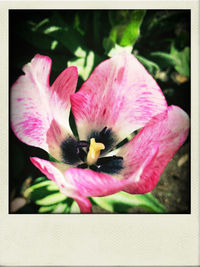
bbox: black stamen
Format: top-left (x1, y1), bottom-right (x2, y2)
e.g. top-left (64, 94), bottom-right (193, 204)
top-left (61, 137), bottom-right (88, 164)
top-left (95, 156), bottom-right (123, 174)
top-left (100, 126), bottom-right (108, 136)
top-left (77, 163), bottom-right (88, 169)
top-left (61, 131), bottom-right (123, 175)
top-left (88, 127), bottom-right (116, 154)
top-left (76, 147), bottom-right (87, 162)
top-left (77, 140), bottom-right (90, 148)
top-left (61, 136), bottom-right (81, 165)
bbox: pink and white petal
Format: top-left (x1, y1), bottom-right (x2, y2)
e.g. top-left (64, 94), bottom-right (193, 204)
top-left (71, 52), bottom-right (167, 142)
top-left (30, 157), bottom-right (72, 189)
top-left (47, 66), bottom-right (78, 160)
top-left (11, 54), bottom-right (53, 151)
top-left (30, 157), bottom-right (93, 213)
top-left (117, 105), bottom-right (189, 194)
top-left (11, 54), bottom-right (78, 159)
top-left (64, 168), bottom-right (129, 197)
top-left (50, 66), bottom-right (78, 132)
top-left (30, 157), bottom-right (130, 212)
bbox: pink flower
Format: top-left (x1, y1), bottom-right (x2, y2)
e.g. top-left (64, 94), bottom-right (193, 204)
top-left (10, 52), bottom-right (189, 213)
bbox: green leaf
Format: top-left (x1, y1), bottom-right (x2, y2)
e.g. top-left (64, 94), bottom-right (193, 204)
top-left (150, 51), bottom-right (177, 68)
top-left (38, 204), bottom-right (58, 213)
top-left (136, 55), bottom-right (160, 75)
top-left (24, 177), bottom-right (72, 213)
top-left (150, 44), bottom-right (190, 77)
top-left (30, 18), bottom-right (49, 32)
top-left (42, 12), bottom-right (86, 56)
top-left (50, 40), bottom-right (59, 50)
top-left (120, 10), bottom-right (146, 47)
top-left (67, 49), bottom-right (95, 80)
top-left (32, 176), bottom-right (47, 184)
top-left (52, 202), bottom-right (69, 213)
top-left (16, 21), bottom-right (61, 51)
top-left (170, 45), bottom-right (190, 77)
top-left (92, 191), bottom-right (167, 213)
top-left (35, 192), bottom-right (67, 206)
top-left (38, 199), bottom-right (72, 213)
top-left (108, 10), bottom-right (146, 48)
top-left (70, 201), bottom-right (80, 213)
top-left (73, 13), bottom-right (85, 36)
top-left (24, 177), bottom-right (62, 206)
top-left (24, 179), bottom-right (59, 195)
top-left (48, 154), bottom-right (61, 163)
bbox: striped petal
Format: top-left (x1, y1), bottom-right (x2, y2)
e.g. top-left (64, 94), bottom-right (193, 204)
top-left (64, 168), bottom-right (128, 197)
top-left (30, 157), bottom-right (129, 213)
top-left (11, 54), bottom-right (78, 160)
top-left (71, 52), bottom-right (167, 143)
top-left (117, 105), bottom-right (189, 194)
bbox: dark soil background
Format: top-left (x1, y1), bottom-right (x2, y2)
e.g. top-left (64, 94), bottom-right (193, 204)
top-left (9, 10), bottom-right (190, 214)
top-left (152, 142), bottom-right (190, 213)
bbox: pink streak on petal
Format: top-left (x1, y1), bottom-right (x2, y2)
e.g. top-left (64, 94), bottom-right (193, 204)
top-left (11, 55), bottom-right (53, 151)
top-left (30, 157), bottom-right (74, 192)
top-left (71, 52), bottom-right (167, 141)
top-left (30, 157), bottom-right (92, 213)
top-left (50, 66), bottom-right (78, 130)
top-left (31, 157), bottom-right (59, 183)
top-left (64, 168), bottom-right (129, 197)
top-left (11, 54), bottom-right (78, 155)
top-left (117, 67), bottom-right (125, 84)
top-left (51, 66), bottom-right (78, 106)
top-left (117, 105), bottom-right (189, 194)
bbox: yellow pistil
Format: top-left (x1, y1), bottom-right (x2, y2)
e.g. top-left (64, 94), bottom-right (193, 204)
top-left (87, 138), bottom-right (105, 166)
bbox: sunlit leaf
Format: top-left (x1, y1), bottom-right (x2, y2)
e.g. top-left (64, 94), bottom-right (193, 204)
top-left (24, 177), bottom-right (60, 205)
top-left (35, 192), bottom-right (67, 206)
top-left (50, 40), bottom-right (58, 50)
top-left (33, 176), bottom-right (47, 184)
top-left (70, 201), bottom-right (80, 213)
top-left (108, 10), bottom-right (146, 47)
top-left (52, 202), bottom-right (69, 213)
top-left (43, 26), bottom-right (61, 34)
top-left (68, 49), bottom-right (95, 80)
top-left (38, 199), bottom-right (72, 213)
top-left (92, 191), bottom-right (167, 213)
top-left (38, 204), bottom-right (58, 213)
top-left (24, 179), bottom-right (58, 195)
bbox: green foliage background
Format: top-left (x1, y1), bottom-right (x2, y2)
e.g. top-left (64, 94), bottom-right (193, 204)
top-left (9, 10), bottom-right (190, 213)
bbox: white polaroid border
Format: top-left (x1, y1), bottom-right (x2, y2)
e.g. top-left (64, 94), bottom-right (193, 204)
top-left (0, 1), bottom-right (199, 266)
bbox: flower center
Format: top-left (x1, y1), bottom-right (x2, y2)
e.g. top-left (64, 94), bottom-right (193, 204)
top-left (86, 138), bottom-right (105, 166)
top-left (61, 127), bottom-right (124, 175)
